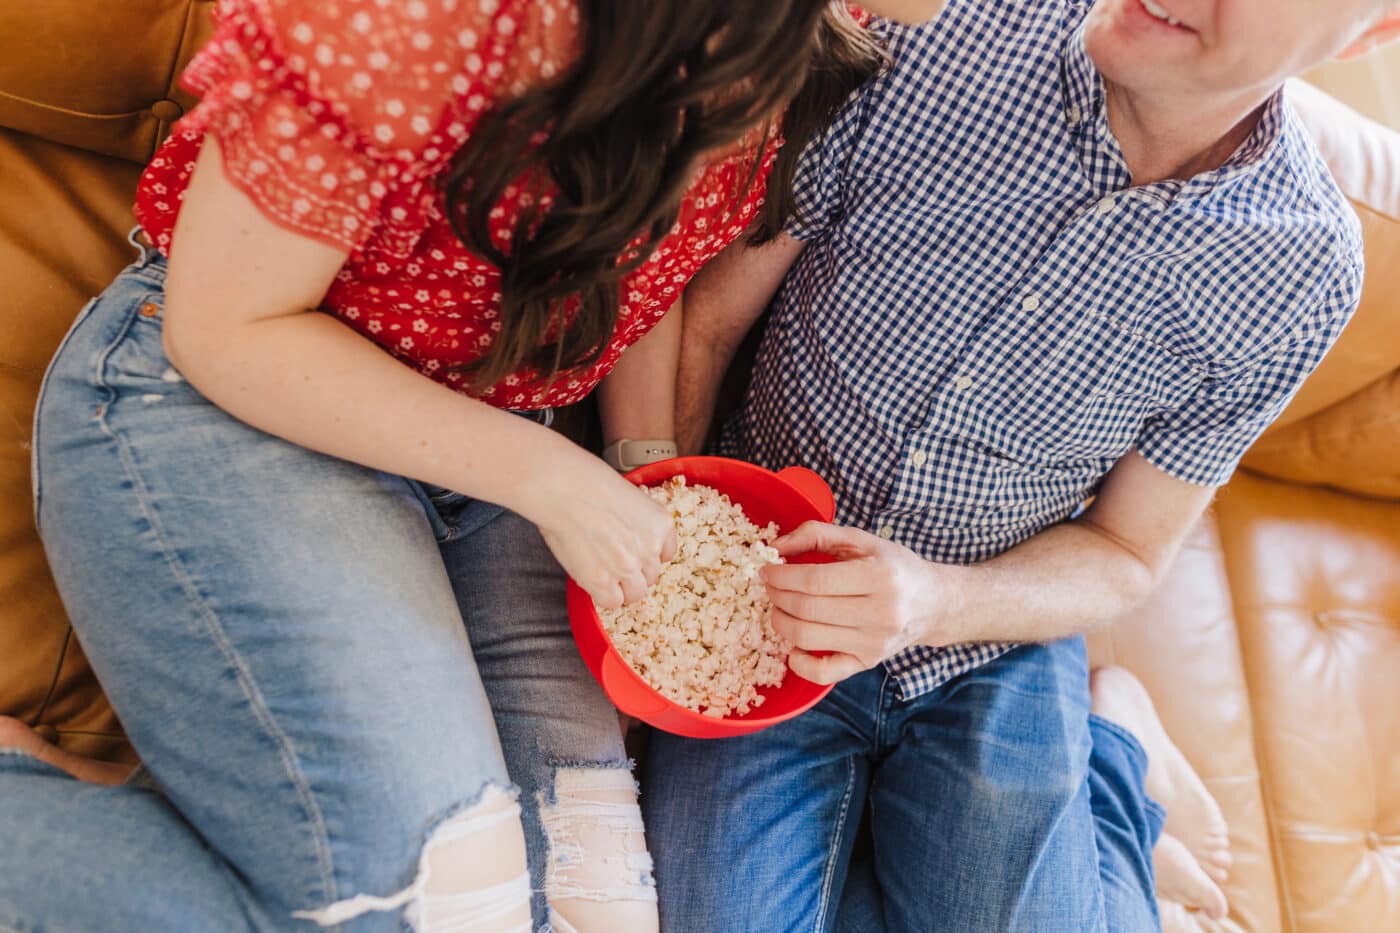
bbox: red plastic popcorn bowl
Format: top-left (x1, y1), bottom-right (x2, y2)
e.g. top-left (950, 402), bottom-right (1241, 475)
top-left (567, 455), bottom-right (839, 739)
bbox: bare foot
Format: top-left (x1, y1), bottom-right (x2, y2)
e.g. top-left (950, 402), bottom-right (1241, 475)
top-left (1154, 831), bottom-right (1228, 920)
top-left (0, 716), bottom-right (134, 785)
top-left (1090, 667), bottom-right (1233, 884)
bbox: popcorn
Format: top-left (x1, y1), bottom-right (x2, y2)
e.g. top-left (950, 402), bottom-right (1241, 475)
top-left (599, 476), bottom-right (789, 717)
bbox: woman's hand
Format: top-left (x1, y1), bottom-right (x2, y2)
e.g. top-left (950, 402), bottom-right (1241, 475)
top-left (515, 452), bottom-right (678, 610)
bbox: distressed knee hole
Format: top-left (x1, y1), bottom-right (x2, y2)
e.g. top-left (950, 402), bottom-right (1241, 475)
top-left (541, 767), bottom-right (657, 933)
top-left (293, 784), bottom-right (531, 932)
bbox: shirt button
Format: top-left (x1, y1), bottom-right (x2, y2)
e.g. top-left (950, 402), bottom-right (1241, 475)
top-left (877, 525), bottom-right (895, 540)
top-left (954, 375), bottom-right (974, 391)
top-left (910, 450), bottom-right (928, 467)
top-left (1095, 197), bottom-right (1117, 216)
top-left (1065, 105), bottom-right (1081, 126)
top-left (1021, 294), bottom-right (1041, 312)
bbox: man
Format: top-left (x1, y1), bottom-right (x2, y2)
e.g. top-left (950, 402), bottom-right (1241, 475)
top-left (641, 0), bottom-right (1400, 930)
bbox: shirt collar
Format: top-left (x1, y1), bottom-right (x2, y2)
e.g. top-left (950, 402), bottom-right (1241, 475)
top-left (1059, 19), bottom-right (1287, 204)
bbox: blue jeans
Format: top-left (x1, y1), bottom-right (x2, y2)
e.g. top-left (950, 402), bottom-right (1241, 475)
top-left (642, 637), bottom-right (1164, 932)
top-left (3, 239), bottom-right (643, 931)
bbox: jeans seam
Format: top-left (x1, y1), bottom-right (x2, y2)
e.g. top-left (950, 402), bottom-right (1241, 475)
top-left (812, 755), bottom-right (859, 933)
top-left (90, 303), bottom-right (342, 921)
top-left (31, 297), bottom-right (100, 537)
top-left (875, 668), bottom-right (893, 751)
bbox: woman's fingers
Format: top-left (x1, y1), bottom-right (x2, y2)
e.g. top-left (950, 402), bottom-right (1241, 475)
top-left (659, 524), bottom-right (679, 565)
top-left (618, 570), bottom-right (652, 606)
top-left (591, 580), bottom-right (626, 611)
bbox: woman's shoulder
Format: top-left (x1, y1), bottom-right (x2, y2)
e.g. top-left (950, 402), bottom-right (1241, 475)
top-left (240, 0), bottom-right (581, 100)
top-left (191, 0), bottom-right (581, 153)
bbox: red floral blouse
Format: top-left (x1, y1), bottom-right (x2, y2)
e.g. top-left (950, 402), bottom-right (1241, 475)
top-left (135, 0), bottom-right (778, 409)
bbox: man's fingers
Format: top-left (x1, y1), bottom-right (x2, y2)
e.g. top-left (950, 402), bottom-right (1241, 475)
top-left (766, 587), bottom-right (867, 629)
top-left (770, 608), bottom-right (868, 656)
top-left (762, 558), bottom-right (877, 597)
top-left (773, 521), bottom-right (875, 560)
top-left (788, 648), bottom-right (866, 685)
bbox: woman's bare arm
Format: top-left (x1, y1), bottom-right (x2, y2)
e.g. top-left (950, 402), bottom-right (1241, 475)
top-left (161, 139), bottom-right (673, 607)
top-left (674, 233), bottom-right (805, 453)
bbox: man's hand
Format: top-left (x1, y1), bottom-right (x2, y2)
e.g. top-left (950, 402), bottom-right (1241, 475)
top-left (761, 522), bottom-right (967, 685)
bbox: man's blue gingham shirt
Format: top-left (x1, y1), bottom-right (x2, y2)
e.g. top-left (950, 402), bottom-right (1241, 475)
top-left (718, 0), bottom-right (1364, 699)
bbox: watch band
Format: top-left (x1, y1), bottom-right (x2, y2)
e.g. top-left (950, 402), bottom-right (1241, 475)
top-left (602, 438), bottom-right (679, 472)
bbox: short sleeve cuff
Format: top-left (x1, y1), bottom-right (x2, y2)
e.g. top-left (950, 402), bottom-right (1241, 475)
top-left (191, 83), bottom-right (387, 254)
top-left (1134, 434), bottom-right (1244, 488)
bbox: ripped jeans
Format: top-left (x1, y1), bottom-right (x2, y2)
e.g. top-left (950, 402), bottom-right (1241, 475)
top-left (1, 240), bottom-right (654, 932)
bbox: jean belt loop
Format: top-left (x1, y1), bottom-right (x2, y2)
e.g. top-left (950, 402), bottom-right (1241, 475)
top-left (127, 227), bottom-right (154, 268)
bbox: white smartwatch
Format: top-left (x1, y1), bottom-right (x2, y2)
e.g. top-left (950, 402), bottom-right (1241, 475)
top-left (602, 438), bottom-right (678, 472)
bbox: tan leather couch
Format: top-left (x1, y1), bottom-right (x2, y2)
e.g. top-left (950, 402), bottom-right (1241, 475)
top-left (1, 4), bottom-right (1395, 931)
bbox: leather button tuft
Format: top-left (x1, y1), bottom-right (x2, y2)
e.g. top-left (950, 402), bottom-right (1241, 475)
top-left (151, 99), bottom-right (184, 121)
top-left (34, 723), bottom-right (59, 743)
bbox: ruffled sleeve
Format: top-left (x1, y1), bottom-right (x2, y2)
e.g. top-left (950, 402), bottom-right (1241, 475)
top-left (177, 0), bottom-right (534, 254)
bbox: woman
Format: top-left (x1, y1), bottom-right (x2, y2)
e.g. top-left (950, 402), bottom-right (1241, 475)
top-left (0, 1), bottom-right (942, 930)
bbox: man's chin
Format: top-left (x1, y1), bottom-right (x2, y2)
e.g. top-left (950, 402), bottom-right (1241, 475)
top-left (1084, 0), bottom-right (1198, 76)
top-left (1084, 19), bottom-right (1190, 98)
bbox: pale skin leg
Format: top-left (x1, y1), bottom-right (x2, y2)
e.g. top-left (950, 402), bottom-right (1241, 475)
top-left (1090, 667), bottom-right (1232, 920)
top-left (417, 790), bottom-right (534, 933)
top-left (1153, 831), bottom-right (1228, 921)
top-left (542, 770), bottom-right (658, 933)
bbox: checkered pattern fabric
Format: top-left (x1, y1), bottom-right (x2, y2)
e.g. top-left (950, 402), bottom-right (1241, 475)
top-left (718, 0), bottom-right (1365, 698)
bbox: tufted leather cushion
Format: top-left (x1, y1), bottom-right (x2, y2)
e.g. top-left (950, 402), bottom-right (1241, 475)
top-left (1214, 473), bottom-right (1400, 931)
top-left (0, 128), bottom-right (145, 760)
top-left (1242, 368), bottom-right (1400, 501)
top-left (0, 0), bottom-right (214, 760)
top-left (0, 0), bottom-right (214, 165)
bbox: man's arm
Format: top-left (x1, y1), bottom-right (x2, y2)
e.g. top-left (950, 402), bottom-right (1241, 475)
top-left (761, 451), bottom-right (1215, 684)
top-left (675, 233), bottom-right (806, 454)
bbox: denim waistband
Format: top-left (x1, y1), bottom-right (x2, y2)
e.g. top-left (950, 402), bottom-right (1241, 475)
top-left (125, 227), bottom-right (167, 282)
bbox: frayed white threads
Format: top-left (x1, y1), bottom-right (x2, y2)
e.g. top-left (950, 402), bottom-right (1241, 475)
top-left (293, 786), bottom-right (531, 932)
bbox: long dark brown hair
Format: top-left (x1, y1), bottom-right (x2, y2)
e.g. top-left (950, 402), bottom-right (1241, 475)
top-left (445, 1), bottom-right (884, 388)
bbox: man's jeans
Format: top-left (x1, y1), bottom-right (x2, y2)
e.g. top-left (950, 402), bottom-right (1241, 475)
top-left (1, 239), bottom-right (636, 931)
top-left (643, 636), bottom-right (1164, 932)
